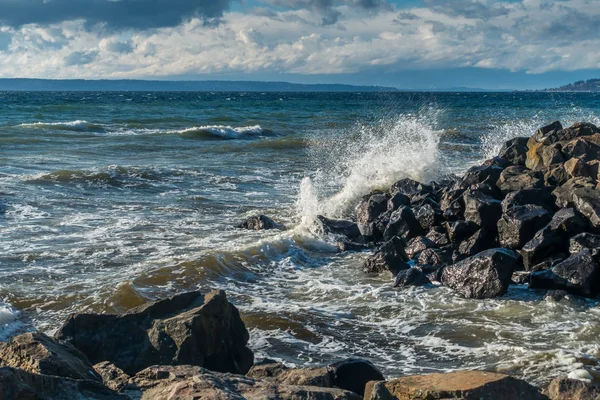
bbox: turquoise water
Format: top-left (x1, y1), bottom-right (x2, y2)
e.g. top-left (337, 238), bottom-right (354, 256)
top-left (1, 91), bottom-right (600, 383)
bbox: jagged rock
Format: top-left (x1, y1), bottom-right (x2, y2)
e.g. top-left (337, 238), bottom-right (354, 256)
top-left (440, 188), bottom-right (465, 212)
top-left (545, 163), bottom-right (571, 186)
top-left (405, 236), bottom-right (437, 259)
top-left (463, 190), bottom-right (502, 231)
top-left (501, 188), bottom-right (556, 213)
top-left (470, 179), bottom-right (503, 199)
top-left (520, 208), bottom-right (588, 270)
top-left (394, 268), bottom-right (430, 288)
top-left (238, 215), bottom-right (283, 230)
top-left (123, 365), bottom-right (361, 400)
top-left (544, 377), bottom-right (600, 400)
top-left (425, 228), bottom-right (450, 247)
top-left (533, 121), bottom-right (564, 142)
top-left (457, 229), bottom-right (496, 259)
top-left (389, 178), bottom-right (431, 199)
top-left (553, 177), bottom-right (596, 208)
top-left (274, 367), bottom-right (332, 387)
top-left (383, 206), bottom-right (423, 241)
top-left (564, 157), bottom-right (589, 179)
top-left (571, 187), bottom-right (600, 228)
top-left (541, 143), bottom-right (565, 168)
top-left (417, 248), bottom-right (447, 268)
top-left (446, 220), bottom-right (479, 245)
top-left (388, 191), bottom-right (410, 212)
top-left (529, 249), bottom-right (600, 297)
top-left (94, 362), bottom-right (130, 392)
top-left (356, 193), bottom-right (388, 224)
top-left (497, 205), bottom-right (552, 249)
top-left (545, 290), bottom-right (570, 302)
top-left (570, 233), bottom-right (600, 256)
top-left (536, 122), bottom-right (599, 145)
top-left (526, 136), bottom-right (546, 171)
top-left (483, 156), bottom-right (512, 169)
top-left (337, 240), bottom-right (370, 253)
top-left (0, 366), bottom-right (124, 399)
top-left (499, 137), bottom-right (529, 166)
top-left (246, 359), bottom-right (289, 379)
top-left (0, 332), bottom-right (101, 382)
top-left (327, 359), bottom-right (385, 396)
top-left (496, 166), bottom-right (544, 194)
top-left (318, 216), bottom-right (362, 240)
top-left (512, 271), bottom-right (530, 284)
top-left (55, 290), bottom-right (254, 376)
top-left (364, 370), bottom-right (545, 400)
top-left (562, 137), bottom-right (600, 162)
top-left (531, 255), bottom-right (567, 273)
top-left (441, 248), bottom-right (518, 299)
top-left (363, 236), bottom-right (410, 275)
top-left (459, 164), bottom-right (505, 189)
top-left (414, 204), bottom-right (441, 231)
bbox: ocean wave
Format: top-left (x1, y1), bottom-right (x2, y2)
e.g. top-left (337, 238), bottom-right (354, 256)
top-left (25, 165), bottom-right (163, 187)
top-left (173, 125), bottom-right (266, 139)
top-left (17, 120), bottom-right (106, 133)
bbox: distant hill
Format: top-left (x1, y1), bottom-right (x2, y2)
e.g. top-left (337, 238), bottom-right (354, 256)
top-left (0, 78), bottom-right (398, 92)
top-left (543, 79), bottom-right (600, 92)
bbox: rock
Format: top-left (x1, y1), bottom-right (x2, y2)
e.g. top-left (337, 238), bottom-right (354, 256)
top-left (318, 215), bottom-right (362, 240)
top-left (562, 137), bottom-right (600, 162)
top-left (94, 361), bottom-right (131, 392)
top-left (553, 177), bottom-right (596, 208)
top-left (394, 268), bottom-right (430, 288)
top-left (440, 188), bottom-right (465, 212)
top-left (417, 248), bottom-right (447, 268)
top-left (459, 164), bottom-right (505, 189)
top-left (0, 332), bottom-right (101, 382)
top-left (425, 228), bottom-right (450, 247)
top-left (123, 365), bottom-right (361, 400)
top-left (535, 122), bottom-right (599, 145)
top-left (496, 166), bottom-right (544, 194)
top-left (463, 190), bottom-right (502, 231)
top-left (520, 208), bottom-right (588, 270)
top-left (274, 367), bottom-right (332, 387)
top-left (570, 233), bottom-right (600, 256)
top-left (545, 290), bottom-right (570, 302)
top-left (446, 220), bottom-right (479, 245)
top-left (327, 359), bottom-right (384, 396)
top-left (501, 188), bottom-right (556, 214)
top-left (512, 271), bottom-right (530, 284)
top-left (533, 121), bottom-right (564, 142)
top-left (388, 191), bottom-right (411, 212)
top-left (545, 163), bottom-right (571, 186)
top-left (414, 204), bottom-right (440, 231)
top-left (457, 229), bottom-right (496, 258)
top-left (499, 137), bottom-right (529, 166)
top-left (238, 214), bottom-right (283, 230)
top-left (541, 143), bottom-right (565, 168)
top-left (529, 249), bottom-right (600, 297)
top-left (497, 205), bottom-right (552, 249)
top-left (564, 157), bottom-right (589, 179)
top-left (405, 236), bottom-right (437, 259)
top-left (364, 370), bottom-right (545, 400)
top-left (363, 236), bottom-right (410, 275)
top-left (526, 136), bottom-right (546, 171)
top-left (55, 290), bottom-right (254, 376)
top-left (441, 248), bottom-right (518, 299)
top-left (571, 187), bottom-right (600, 228)
top-left (389, 178), bottom-right (431, 199)
top-left (383, 206), bottom-right (424, 242)
top-left (356, 193), bottom-right (388, 224)
top-left (544, 377), bottom-right (600, 400)
top-left (337, 240), bottom-right (370, 253)
top-left (0, 366), bottom-right (124, 399)
top-left (246, 359), bottom-right (289, 379)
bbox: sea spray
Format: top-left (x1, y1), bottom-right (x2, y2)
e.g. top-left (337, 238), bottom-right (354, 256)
top-left (296, 112), bottom-right (442, 225)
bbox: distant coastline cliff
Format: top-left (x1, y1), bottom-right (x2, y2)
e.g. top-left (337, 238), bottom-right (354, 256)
top-left (542, 79), bottom-right (600, 92)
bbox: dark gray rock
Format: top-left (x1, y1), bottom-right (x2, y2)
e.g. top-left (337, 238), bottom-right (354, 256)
top-left (327, 359), bottom-right (384, 396)
top-left (545, 377), bottom-right (600, 400)
top-left (571, 187), bottom-right (600, 228)
top-left (553, 177), bottom-right (596, 208)
top-left (529, 249), bottom-right (600, 297)
top-left (499, 137), bottom-right (529, 166)
top-left (394, 268), bottom-right (430, 288)
top-left (389, 178), bottom-right (431, 198)
top-left (457, 229), bottom-right (496, 259)
top-left (441, 248), bottom-right (519, 299)
top-left (405, 236), bottom-right (437, 259)
top-left (570, 232), bottom-right (600, 256)
top-left (426, 228), bottom-right (450, 247)
top-left (459, 164), bottom-right (505, 189)
top-left (355, 193), bottom-right (388, 224)
top-left (544, 290), bottom-right (570, 302)
top-left (363, 236), bottom-right (410, 275)
top-left (497, 205), bottom-right (552, 249)
top-left (463, 190), bottom-right (502, 231)
top-left (414, 204), bottom-right (441, 231)
top-left (417, 248), bottom-right (447, 268)
top-left (387, 191), bottom-right (410, 212)
top-left (562, 137), bottom-right (600, 162)
top-left (337, 240), bottom-right (370, 253)
top-left (383, 206), bottom-right (423, 242)
top-left (533, 121), bottom-right (563, 142)
top-left (446, 220), bottom-right (479, 245)
top-left (317, 215), bottom-right (361, 240)
top-left (496, 166), bottom-right (544, 194)
top-left (501, 188), bottom-right (556, 214)
top-left (239, 215), bottom-right (283, 230)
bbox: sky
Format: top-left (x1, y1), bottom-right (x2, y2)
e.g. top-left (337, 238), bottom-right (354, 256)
top-left (0, 0), bottom-right (598, 89)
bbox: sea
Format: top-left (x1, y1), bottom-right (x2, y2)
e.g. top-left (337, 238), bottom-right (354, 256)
top-left (1, 91), bottom-right (600, 384)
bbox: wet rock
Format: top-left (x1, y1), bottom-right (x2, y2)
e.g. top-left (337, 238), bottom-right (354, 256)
top-left (387, 191), bottom-right (410, 212)
top-left (520, 208), bottom-right (588, 270)
top-left (499, 137), bottom-right (529, 166)
top-left (463, 190), bottom-right (502, 231)
top-left (545, 290), bottom-right (570, 302)
top-left (530, 255), bottom-right (568, 273)
top-left (562, 137), bottom-right (600, 162)
top-left (327, 358), bottom-right (385, 396)
top-left (529, 249), bottom-right (600, 297)
top-left (512, 271), bottom-right (530, 285)
top-left (417, 248), bottom-right (447, 268)
top-left (246, 359), bottom-right (288, 379)
top-left (0, 366), bottom-right (124, 399)
top-left (363, 236), bottom-right (410, 275)
top-left (441, 248), bottom-right (518, 299)
top-left (497, 205), bottom-right (552, 249)
top-left (541, 143), bottom-right (565, 168)
top-left (364, 370), bottom-right (545, 400)
top-left (553, 177), bottom-right (596, 208)
top-left (426, 228), bottom-right (450, 247)
top-left (564, 157), bottom-right (589, 179)
top-left (238, 214), bottom-right (283, 230)
top-left (533, 121), bottom-right (564, 142)
top-left (483, 156), bottom-right (512, 169)
top-left (496, 166), bottom-right (544, 194)
top-left (394, 268), bottom-right (430, 288)
top-left (389, 178), bottom-right (432, 199)
top-left (55, 290), bottom-right (254, 376)
top-left (273, 367), bottom-right (332, 387)
top-left (0, 332), bottom-right (101, 382)
top-left (94, 361), bottom-right (130, 392)
top-left (459, 164), bottom-right (505, 189)
top-left (355, 192), bottom-right (388, 224)
top-left (440, 188), bottom-right (465, 211)
top-left (536, 122), bottom-right (599, 145)
top-left (414, 203), bottom-right (441, 231)
top-left (405, 236), bottom-right (437, 259)
top-left (383, 206), bottom-right (424, 242)
top-left (317, 215), bottom-right (362, 240)
top-left (572, 187), bottom-right (600, 228)
top-left (123, 365), bottom-right (361, 400)
top-left (570, 233), bottom-right (600, 256)
top-left (544, 163), bottom-right (571, 186)
top-left (337, 240), bottom-right (370, 253)
top-left (501, 188), bottom-right (556, 214)
top-left (545, 377), bottom-right (600, 400)
top-left (457, 229), bottom-right (496, 259)
top-left (446, 220), bottom-right (479, 245)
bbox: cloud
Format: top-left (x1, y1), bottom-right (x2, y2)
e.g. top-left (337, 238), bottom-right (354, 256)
top-left (425, 0), bottom-right (509, 19)
top-left (100, 39), bottom-right (134, 53)
top-left (263, 0), bottom-right (391, 25)
top-left (0, 0), bottom-right (232, 30)
top-left (64, 50), bottom-right (98, 66)
top-left (0, 29), bottom-right (11, 51)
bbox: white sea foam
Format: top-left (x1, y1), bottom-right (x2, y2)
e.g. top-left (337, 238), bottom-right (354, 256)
top-left (175, 125), bottom-right (264, 139)
top-left (17, 120), bottom-right (105, 132)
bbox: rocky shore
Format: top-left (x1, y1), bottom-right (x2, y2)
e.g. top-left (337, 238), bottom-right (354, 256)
top-left (3, 121), bottom-right (600, 399)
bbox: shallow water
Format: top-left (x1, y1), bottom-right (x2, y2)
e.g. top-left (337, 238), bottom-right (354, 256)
top-left (1, 91), bottom-right (600, 384)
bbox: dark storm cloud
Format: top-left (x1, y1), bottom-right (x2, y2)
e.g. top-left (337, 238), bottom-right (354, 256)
top-left (0, 0), bottom-right (232, 30)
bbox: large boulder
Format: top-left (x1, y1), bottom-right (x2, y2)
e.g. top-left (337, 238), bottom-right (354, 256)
top-left (414, 204), bottom-right (441, 231)
top-left (441, 248), bottom-right (518, 299)
top-left (0, 332), bottom-right (101, 382)
top-left (455, 229), bottom-right (496, 260)
top-left (553, 177), bottom-right (596, 208)
top-left (0, 366), bottom-right (124, 400)
top-left (463, 190), bottom-right (502, 231)
top-left (318, 216), bottom-right (361, 240)
top-left (238, 215), bottom-right (283, 230)
top-left (389, 178), bottom-right (431, 199)
top-left (501, 188), bottom-right (556, 214)
top-left (122, 365), bottom-right (361, 400)
top-left (55, 290), bottom-right (254, 376)
top-left (562, 136), bottom-right (600, 162)
top-left (544, 377), bottom-right (600, 400)
top-left (498, 137), bottom-right (529, 166)
top-left (363, 236), bottom-right (410, 275)
top-left (364, 370), bottom-right (545, 400)
top-left (497, 205), bottom-right (552, 249)
top-left (327, 359), bottom-right (385, 396)
top-left (394, 268), bottom-right (430, 288)
top-left (383, 207), bottom-right (424, 242)
top-left (533, 120), bottom-right (563, 142)
top-left (520, 208), bottom-right (588, 270)
top-left (571, 187), bottom-right (600, 228)
top-left (459, 164), bottom-right (505, 189)
top-left (405, 236), bottom-right (437, 259)
top-left (570, 232), bottom-right (600, 256)
top-left (446, 220), bottom-right (479, 245)
top-left (529, 249), bottom-right (600, 297)
top-left (496, 166), bottom-right (544, 194)
top-left (356, 192), bottom-right (388, 224)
